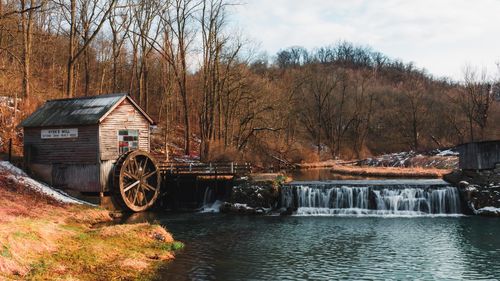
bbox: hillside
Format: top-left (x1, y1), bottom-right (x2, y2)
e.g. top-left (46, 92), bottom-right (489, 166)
top-left (0, 0), bottom-right (499, 165)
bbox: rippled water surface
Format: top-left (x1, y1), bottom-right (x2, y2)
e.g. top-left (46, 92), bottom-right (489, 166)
top-left (134, 213), bottom-right (500, 280)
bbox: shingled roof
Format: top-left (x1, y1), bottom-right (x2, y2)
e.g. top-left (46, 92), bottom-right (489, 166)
top-left (20, 93), bottom-right (154, 128)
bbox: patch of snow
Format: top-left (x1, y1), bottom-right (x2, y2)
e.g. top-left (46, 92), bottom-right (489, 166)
top-left (233, 203), bottom-right (253, 210)
top-left (475, 206), bottom-right (500, 215)
top-left (436, 149), bottom-right (459, 156)
top-left (358, 149), bottom-right (458, 169)
top-left (465, 186), bottom-right (477, 192)
top-left (0, 161), bottom-right (91, 205)
top-left (172, 156), bottom-right (201, 163)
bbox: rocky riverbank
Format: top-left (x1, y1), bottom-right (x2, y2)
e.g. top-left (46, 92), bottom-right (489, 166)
top-left (444, 164), bottom-right (500, 216)
top-left (219, 175), bottom-right (284, 215)
top-left (293, 150), bottom-right (457, 179)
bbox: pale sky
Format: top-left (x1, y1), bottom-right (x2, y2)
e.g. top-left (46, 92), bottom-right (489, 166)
top-left (230, 0), bottom-right (500, 81)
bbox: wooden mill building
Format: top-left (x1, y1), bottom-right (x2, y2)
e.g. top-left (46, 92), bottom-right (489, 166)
top-left (20, 93), bottom-right (155, 195)
top-left (457, 140), bottom-right (500, 170)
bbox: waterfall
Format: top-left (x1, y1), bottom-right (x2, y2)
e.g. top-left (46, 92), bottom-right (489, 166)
top-left (281, 180), bottom-right (462, 216)
top-left (200, 186), bottom-right (222, 213)
top-left (203, 187), bottom-right (214, 205)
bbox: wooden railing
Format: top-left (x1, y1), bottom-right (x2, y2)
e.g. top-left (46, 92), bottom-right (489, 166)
top-left (158, 162), bottom-right (252, 175)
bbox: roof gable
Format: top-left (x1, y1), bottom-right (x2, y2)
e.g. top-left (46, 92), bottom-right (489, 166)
top-left (99, 95), bottom-right (154, 124)
top-left (20, 93), bottom-right (154, 128)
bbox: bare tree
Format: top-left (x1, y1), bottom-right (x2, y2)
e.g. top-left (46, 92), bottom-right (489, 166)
top-left (349, 71), bottom-right (375, 158)
top-left (394, 76), bottom-right (430, 151)
top-left (129, 0), bottom-right (160, 109)
top-left (198, 0), bottom-right (245, 159)
top-left (453, 66), bottom-right (494, 142)
top-left (322, 69), bottom-right (353, 157)
top-left (58, 0), bottom-right (116, 97)
top-left (154, 0), bottom-right (200, 155)
top-left (295, 65), bottom-right (338, 159)
top-left (20, 0), bottom-right (38, 102)
top-left (108, 3), bottom-right (130, 92)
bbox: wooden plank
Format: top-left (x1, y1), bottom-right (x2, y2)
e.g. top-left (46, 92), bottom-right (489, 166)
top-left (99, 160), bottom-right (115, 192)
top-left (99, 99), bottom-right (150, 161)
top-left (458, 141), bottom-right (500, 170)
top-left (158, 162), bottom-right (252, 175)
top-left (51, 164), bottom-right (100, 192)
top-left (24, 125), bottom-right (99, 165)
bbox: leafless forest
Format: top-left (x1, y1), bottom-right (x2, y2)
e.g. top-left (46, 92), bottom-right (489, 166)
top-left (0, 0), bottom-right (499, 164)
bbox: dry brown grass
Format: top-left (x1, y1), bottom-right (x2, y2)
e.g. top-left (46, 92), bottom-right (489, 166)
top-left (296, 160), bottom-right (340, 169)
top-left (331, 165), bottom-right (451, 178)
top-left (0, 171), bottom-right (180, 281)
top-left (70, 207), bottom-right (113, 226)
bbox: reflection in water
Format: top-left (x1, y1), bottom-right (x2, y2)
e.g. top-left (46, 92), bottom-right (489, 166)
top-left (125, 213), bottom-right (500, 281)
top-left (454, 218), bottom-right (500, 280)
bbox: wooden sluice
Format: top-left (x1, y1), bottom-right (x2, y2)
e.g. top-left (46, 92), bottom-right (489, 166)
top-left (156, 162), bottom-right (252, 210)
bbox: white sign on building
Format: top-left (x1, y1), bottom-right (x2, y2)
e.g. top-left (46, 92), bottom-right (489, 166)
top-left (41, 128), bottom-right (78, 139)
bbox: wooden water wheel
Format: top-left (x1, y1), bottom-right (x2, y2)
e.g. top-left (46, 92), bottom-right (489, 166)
top-left (113, 150), bottom-right (161, 212)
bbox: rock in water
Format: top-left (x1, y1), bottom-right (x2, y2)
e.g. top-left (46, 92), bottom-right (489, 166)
top-left (445, 168), bottom-right (500, 216)
top-left (230, 181), bottom-right (280, 208)
top-left (220, 180), bottom-right (281, 215)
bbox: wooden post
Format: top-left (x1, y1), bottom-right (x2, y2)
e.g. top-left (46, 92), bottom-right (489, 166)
top-left (8, 138), bottom-right (12, 162)
top-left (165, 142), bottom-right (169, 162)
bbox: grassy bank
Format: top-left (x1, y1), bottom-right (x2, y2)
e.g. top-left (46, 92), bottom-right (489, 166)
top-left (0, 169), bottom-right (182, 281)
top-left (331, 165), bottom-right (451, 178)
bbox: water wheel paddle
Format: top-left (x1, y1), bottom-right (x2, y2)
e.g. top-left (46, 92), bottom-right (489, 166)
top-left (114, 150), bottom-right (161, 212)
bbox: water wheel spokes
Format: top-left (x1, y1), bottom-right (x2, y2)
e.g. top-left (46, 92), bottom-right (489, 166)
top-left (114, 150), bottom-right (161, 212)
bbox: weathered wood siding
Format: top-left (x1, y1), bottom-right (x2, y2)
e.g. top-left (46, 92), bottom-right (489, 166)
top-left (100, 160), bottom-right (115, 192)
top-left (28, 163), bottom-right (100, 192)
top-left (99, 99), bottom-right (150, 161)
top-left (458, 141), bottom-right (500, 170)
top-left (52, 163), bottom-right (100, 191)
top-left (24, 125), bottom-right (99, 164)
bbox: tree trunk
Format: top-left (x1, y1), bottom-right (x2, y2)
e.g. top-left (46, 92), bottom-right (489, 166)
top-left (144, 58), bottom-right (149, 111)
top-left (111, 24), bottom-right (118, 92)
top-left (469, 118), bottom-right (474, 142)
top-left (182, 88), bottom-right (190, 155)
top-left (66, 0), bottom-right (76, 97)
top-left (21, 0), bottom-right (34, 102)
top-left (84, 49), bottom-right (90, 96)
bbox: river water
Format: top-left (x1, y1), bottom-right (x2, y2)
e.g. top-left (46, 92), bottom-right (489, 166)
top-left (140, 213), bottom-right (500, 280)
top-left (132, 178), bottom-right (500, 280)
